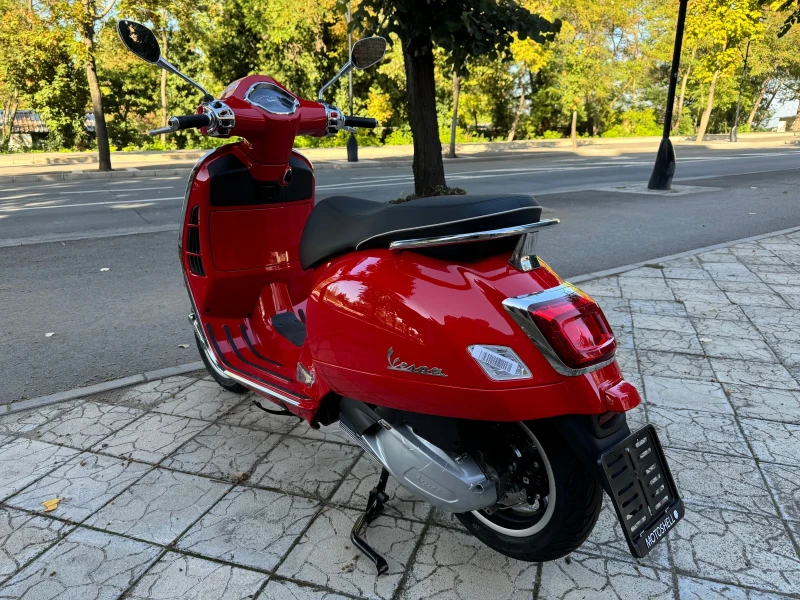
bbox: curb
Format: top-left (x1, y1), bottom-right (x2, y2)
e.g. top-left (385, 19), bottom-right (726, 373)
top-left (4, 224), bottom-right (800, 416)
top-left (0, 362), bottom-right (204, 416)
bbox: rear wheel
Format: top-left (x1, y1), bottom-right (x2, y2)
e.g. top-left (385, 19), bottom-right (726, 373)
top-left (456, 421), bottom-right (602, 562)
top-left (195, 337), bottom-right (249, 394)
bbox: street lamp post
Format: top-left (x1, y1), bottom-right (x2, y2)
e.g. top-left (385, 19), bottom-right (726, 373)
top-left (346, 1), bottom-right (359, 162)
top-left (648, 0), bottom-right (689, 190)
top-left (730, 39), bottom-right (751, 143)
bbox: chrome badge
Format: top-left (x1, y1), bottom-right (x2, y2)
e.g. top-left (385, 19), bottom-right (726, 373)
top-left (387, 348), bottom-right (447, 377)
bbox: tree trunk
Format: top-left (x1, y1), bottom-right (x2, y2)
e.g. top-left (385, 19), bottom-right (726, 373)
top-left (746, 79), bottom-right (770, 129)
top-left (673, 65), bottom-right (690, 132)
top-left (1, 90), bottom-right (19, 151)
top-left (507, 65), bottom-right (527, 142)
top-left (401, 35), bottom-right (446, 197)
top-left (695, 69), bottom-right (720, 144)
top-left (160, 27), bottom-right (168, 146)
top-left (792, 99), bottom-right (800, 133)
top-left (571, 109), bottom-right (578, 150)
top-left (83, 5), bottom-right (111, 171)
top-left (448, 71), bottom-right (460, 159)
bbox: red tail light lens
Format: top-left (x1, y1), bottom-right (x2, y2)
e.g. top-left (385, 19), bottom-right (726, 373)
top-left (529, 292), bottom-right (616, 369)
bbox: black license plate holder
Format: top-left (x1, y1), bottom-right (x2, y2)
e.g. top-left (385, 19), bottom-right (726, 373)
top-left (599, 425), bottom-right (684, 558)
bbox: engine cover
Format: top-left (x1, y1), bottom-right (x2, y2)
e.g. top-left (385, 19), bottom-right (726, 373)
top-left (340, 415), bottom-right (497, 513)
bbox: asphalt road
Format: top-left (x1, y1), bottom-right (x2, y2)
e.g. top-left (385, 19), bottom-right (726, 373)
top-left (1, 146), bottom-right (799, 403)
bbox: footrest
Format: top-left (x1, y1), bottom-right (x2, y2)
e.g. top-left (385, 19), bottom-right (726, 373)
top-left (599, 425), bottom-right (684, 558)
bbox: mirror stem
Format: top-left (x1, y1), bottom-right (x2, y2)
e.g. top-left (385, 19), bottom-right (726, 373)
top-left (318, 62), bottom-right (354, 101)
top-left (157, 57), bottom-right (214, 103)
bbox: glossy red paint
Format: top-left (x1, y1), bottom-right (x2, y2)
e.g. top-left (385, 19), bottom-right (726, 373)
top-left (180, 74), bottom-right (641, 426)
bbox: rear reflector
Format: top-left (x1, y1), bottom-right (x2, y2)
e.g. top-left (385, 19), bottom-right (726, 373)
top-left (528, 290), bottom-right (616, 369)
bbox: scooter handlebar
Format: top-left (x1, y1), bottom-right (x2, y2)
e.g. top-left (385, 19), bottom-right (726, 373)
top-left (344, 116), bottom-right (378, 129)
top-left (148, 113), bottom-right (212, 136)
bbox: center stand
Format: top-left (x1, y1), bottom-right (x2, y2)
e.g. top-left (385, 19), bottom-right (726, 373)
top-left (350, 468), bottom-right (390, 575)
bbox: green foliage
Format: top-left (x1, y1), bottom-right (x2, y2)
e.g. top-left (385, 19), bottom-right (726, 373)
top-left (602, 109), bottom-right (663, 137)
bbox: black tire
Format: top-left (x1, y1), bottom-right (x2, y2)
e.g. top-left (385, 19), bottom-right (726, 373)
top-left (456, 421), bottom-right (602, 562)
top-left (195, 337), bottom-right (249, 394)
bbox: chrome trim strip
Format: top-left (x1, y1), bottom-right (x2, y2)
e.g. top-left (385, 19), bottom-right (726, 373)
top-left (189, 314), bottom-right (302, 407)
top-left (388, 218), bottom-right (560, 251)
top-left (502, 284), bottom-right (617, 377)
top-left (357, 206), bottom-right (534, 250)
top-left (245, 82), bottom-right (300, 115)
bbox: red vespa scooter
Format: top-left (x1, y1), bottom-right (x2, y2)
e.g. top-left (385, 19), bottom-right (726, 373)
top-left (119, 20), bottom-right (684, 572)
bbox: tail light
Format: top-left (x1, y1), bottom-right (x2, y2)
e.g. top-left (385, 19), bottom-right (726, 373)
top-left (529, 292), bottom-right (616, 369)
top-left (503, 284), bottom-right (617, 375)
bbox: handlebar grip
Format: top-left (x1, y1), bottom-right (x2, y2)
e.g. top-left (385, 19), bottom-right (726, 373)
top-left (171, 114), bottom-right (212, 131)
top-left (344, 116), bottom-right (378, 129)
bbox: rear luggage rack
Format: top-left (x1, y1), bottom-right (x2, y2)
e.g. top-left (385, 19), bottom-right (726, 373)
top-left (388, 219), bottom-right (559, 251)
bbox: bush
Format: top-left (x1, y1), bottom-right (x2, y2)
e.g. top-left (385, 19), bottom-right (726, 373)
top-left (602, 109), bottom-right (662, 137)
top-left (540, 130), bottom-right (563, 139)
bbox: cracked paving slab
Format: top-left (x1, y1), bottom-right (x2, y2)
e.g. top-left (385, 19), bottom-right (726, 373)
top-left (399, 525), bottom-right (538, 600)
top-left (0, 438), bottom-right (79, 501)
top-left (250, 437), bottom-right (360, 500)
top-left (151, 379), bottom-right (241, 421)
top-left (723, 384), bottom-right (800, 423)
top-left (92, 411), bottom-right (208, 463)
top-left (124, 551), bottom-right (268, 600)
top-left (666, 448), bottom-right (777, 517)
top-left (177, 486), bottom-right (319, 571)
top-left (0, 400), bottom-right (79, 437)
top-left (643, 376), bottom-right (733, 414)
top-left (0, 507), bottom-right (73, 582)
top-left (677, 576), bottom-right (796, 599)
top-left (538, 552), bottom-right (674, 600)
top-left (29, 402), bottom-right (144, 450)
top-left (635, 328), bottom-right (704, 355)
top-left (0, 527), bottom-right (161, 600)
top-left (740, 418), bottom-right (800, 465)
top-left (291, 421), bottom-right (359, 447)
top-left (700, 336), bottom-right (778, 363)
top-left (331, 455), bottom-right (432, 523)
top-left (277, 507), bottom-right (423, 600)
top-left (258, 580), bottom-right (354, 600)
top-left (638, 351), bottom-right (715, 381)
top-left (84, 468), bottom-right (230, 545)
top-left (219, 398), bottom-right (300, 434)
top-left (646, 406), bottom-right (751, 458)
top-left (670, 505), bottom-right (800, 594)
top-left (709, 358), bottom-right (800, 390)
top-left (99, 375), bottom-right (200, 410)
top-left (759, 463), bottom-right (800, 523)
top-left (5, 452), bottom-right (151, 522)
top-left (162, 423), bottom-right (281, 482)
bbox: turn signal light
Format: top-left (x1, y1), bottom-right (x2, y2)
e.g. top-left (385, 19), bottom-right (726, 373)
top-left (529, 292), bottom-right (616, 369)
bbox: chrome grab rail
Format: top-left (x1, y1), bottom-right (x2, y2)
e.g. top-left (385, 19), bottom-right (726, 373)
top-left (388, 218), bottom-right (560, 251)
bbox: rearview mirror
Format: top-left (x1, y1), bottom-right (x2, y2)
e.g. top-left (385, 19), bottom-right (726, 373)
top-left (351, 37), bottom-right (387, 70)
top-left (318, 36), bottom-right (387, 100)
top-left (117, 20), bottom-right (160, 64)
top-left (116, 19), bottom-right (214, 102)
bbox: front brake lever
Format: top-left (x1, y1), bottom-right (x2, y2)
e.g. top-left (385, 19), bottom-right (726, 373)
top-left (148, 126), bottom-right (173, 136)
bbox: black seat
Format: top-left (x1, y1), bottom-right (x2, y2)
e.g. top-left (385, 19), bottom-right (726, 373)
top-left (299, 194), bottom-right (541, 269)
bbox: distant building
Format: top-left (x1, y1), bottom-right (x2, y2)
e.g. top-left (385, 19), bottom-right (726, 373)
top-left (776, 115), bottom-right (796, 133)
top-left (0, 110), bottom-right (49, 149)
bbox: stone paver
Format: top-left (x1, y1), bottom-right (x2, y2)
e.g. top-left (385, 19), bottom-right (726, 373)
top-left (0, 230), bottom-right (799, 599)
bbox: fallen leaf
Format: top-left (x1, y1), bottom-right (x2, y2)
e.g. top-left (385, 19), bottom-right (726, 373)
top-left (100, 267), bottom-right (110, 272)
top-left (45, 332), bottom-right (55, 338)
top-left (178, 343), bottom-right (189, 349)
top-left (41, 498), bottom-right (61, 512)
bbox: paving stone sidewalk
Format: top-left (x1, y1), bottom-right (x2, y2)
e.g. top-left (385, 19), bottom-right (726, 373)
top-left (2, 230), bottom-right (800, 599)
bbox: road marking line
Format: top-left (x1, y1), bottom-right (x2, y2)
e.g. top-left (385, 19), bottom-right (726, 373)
top-left (59, 186), bottom-right (175, 194)
top-left (0, 196), bottom-right (183, 212)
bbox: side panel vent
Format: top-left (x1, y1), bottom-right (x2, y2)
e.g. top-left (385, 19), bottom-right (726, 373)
top-left (185, 204), bottom-right (205, 276)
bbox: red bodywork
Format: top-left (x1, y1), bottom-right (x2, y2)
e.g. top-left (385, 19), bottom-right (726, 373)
top-left (183, 75), bottom-right (641, 425)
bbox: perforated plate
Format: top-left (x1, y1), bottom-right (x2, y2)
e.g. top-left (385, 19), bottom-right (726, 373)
top-left (599, 425), bottom-right (684, 558)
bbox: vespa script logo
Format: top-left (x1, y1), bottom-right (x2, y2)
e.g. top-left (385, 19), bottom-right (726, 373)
top-left (387, 348), bottom-right (447, 377)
